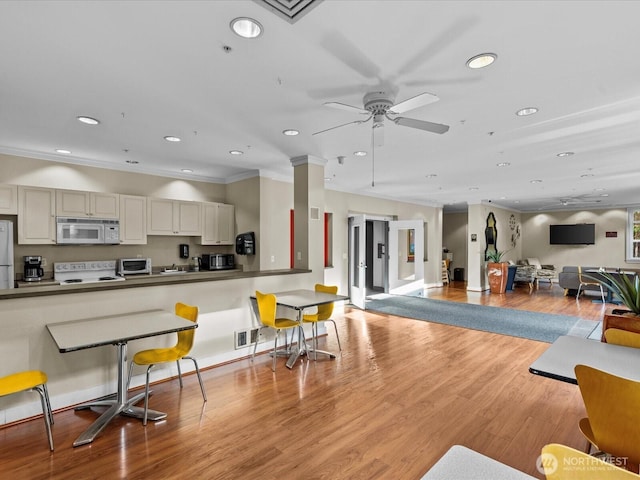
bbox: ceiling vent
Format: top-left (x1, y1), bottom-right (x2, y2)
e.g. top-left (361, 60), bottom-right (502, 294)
top-left (254, 0), bottom-right (324, 23)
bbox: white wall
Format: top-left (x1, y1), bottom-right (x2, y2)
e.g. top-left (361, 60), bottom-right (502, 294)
top-left (521, 208), bottom-right (629, 269)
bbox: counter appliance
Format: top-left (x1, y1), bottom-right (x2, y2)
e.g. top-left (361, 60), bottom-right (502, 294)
top-left (54, 260), bottom-right (126, 285)
top-left (23, 255), bottom-right (44, 282)
top-left (200, 253), bottom-right (235, 271)
top-left (0, 220), bottom-right (15, 289)
top-left (117, 258), bottom-right (152, 275)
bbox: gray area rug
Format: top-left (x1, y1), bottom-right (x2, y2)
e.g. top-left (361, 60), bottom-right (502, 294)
top-left (365, 294), bottom-right (600, 343)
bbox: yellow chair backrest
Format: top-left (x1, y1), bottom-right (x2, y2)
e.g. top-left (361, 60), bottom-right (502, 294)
top-left (604, 328), bottom-right (640, 349)
top-left (541, 443), bottom-right (639, 479)
top-left (314, 284), bottom-right (338, 320)
top-left (575, 364), bottom-right (640, 465)
top-left (255, 291), bottom-right (277, 328)
top-left (175, 302), bottom-right (198, 355)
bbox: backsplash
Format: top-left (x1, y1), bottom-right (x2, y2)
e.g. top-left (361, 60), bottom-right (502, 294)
top-left (13, 234), bottom-right (234, 280)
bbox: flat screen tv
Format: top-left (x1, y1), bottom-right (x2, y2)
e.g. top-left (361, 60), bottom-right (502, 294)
top-left (549, 223), bottom-right (595, 245)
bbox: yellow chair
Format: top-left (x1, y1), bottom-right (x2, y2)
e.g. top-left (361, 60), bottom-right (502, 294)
top-left (127, 302), bottom-right (206, 425)
top-left (541, 443), bottom-right (639, 479)
top-left (604, 328), bottom-right (640, 348)
top-left (303, 284), bottom-right (341, 358)
top-left (574, 364), bottom-right (640, 467)
top-left (252, 291), bottom-right (304, 371)
top-left (577, 266), bottom-right (605, 303)
top-left (0, 370), bottom-right (54, 450)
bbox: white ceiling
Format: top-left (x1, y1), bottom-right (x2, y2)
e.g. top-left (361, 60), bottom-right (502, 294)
top-left (2, 0), bottom-right (640, 213)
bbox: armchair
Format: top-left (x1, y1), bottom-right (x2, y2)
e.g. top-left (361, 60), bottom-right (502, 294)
top-left (526, 258), bottom-right (557, 288)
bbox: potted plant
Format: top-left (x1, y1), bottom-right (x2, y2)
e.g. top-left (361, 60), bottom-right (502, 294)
top-left (486, 250), bottom-right (509, 294)
top-left (595, 270), bottom-right (640, 341)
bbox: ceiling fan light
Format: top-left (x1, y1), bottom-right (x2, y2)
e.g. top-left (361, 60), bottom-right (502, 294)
top-left (466, 53), bottom-right (497, 69)
top-left (230, 17), bottom-right (263, 39)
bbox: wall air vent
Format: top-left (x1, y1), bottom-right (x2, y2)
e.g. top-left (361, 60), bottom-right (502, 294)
top-left (254, 0), bottom-right (324, 24)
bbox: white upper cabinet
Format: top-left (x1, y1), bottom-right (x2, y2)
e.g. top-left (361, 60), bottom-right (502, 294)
top-left (17, 186), bottom-right (56, 244)
top-left (199, 202), bottom-right (235, 245)
top-left (119, 194), bottom-right (147, 244)
top-left (147, 198), bottom-right (201, 236)
top-left (0, 184), bottom-right (18, 214)
top-left (56, 190), bottom-right (119, 218)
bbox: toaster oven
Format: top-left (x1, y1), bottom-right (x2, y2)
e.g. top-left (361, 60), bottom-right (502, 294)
top-left (118, 258), bottom-right (152, 275)
top-left (201, 253), bottom-right (235, 271)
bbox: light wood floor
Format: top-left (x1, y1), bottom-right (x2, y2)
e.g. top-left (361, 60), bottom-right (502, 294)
top-left (0, 282), bottom-right (608, 479)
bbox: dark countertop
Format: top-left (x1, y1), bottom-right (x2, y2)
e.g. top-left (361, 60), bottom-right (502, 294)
top-left (1, 268), bottom-right (311, 300)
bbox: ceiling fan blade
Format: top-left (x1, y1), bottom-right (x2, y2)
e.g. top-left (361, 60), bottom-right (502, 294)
top-left (389, 92), bottom-right (439, 114)
top-left (320, 30), bottom-right (381, 81)
top-left (324, 101), bottom-right (369, 114)
top-left (373, 123), bottom-right (384, 147)
top-left (393, 116), bottom-right (450, 134)
top-left (313, 117), bottom-right (371, 136)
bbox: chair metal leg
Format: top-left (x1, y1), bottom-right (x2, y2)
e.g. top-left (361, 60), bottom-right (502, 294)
top-left (272, 330), bottom-right (279, 372)
top-left (183, 356), bottom-right (207, 402)
top-left (577, 284), bottom-right (583, 298)
top-left (251, 326), bottom-right (264, 361)
top-left (42, 383), bottom-right (54, 426)
top-left (328, 319), bottom-right (342, 351)
top-left (599, 286), bottom-right (605, 303)
top-left (176, 360), bottom-right (183, 389)
top-left (143, 365), bottom-right (154, 426)
top-left (35, 385), bottom-right (54, 451)
top-left (126, 361), bottom-right (135, 392)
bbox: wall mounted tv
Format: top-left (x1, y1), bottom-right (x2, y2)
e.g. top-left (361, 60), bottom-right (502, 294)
top-left (549, 223), bottom-right (595, 245)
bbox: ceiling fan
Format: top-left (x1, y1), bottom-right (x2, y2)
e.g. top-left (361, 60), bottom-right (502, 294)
top-left (538, 195), bottom-right (604, 210)
top-left (312, 91), bottom-right (449, 146)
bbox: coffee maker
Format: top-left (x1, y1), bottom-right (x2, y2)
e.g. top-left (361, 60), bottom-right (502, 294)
top-left (24, 256), bottom-right (44, 282)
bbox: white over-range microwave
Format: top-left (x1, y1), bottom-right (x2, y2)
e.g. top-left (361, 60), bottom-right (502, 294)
top-left (56, 217), bottom-right (120, 245)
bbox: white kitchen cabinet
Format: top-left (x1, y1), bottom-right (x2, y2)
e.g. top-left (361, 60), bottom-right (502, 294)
top-left (0, 184), bottom-right (18, 214)
top-left (199, 202), bottom-right (235, 245)
top-left (119, 194), bottom-right (147, 244)
top-left (56, 189), bottom-right (119, 218)
top-left (17, 186), bottom-right (56, 244)
top-left (147, 198), bottom-right (201, 236)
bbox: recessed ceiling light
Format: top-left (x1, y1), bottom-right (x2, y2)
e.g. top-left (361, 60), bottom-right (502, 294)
top-left (282, 129), bottom-right (299, 136)
top-left (55, 149), bottom-right (71, 154)
top-left (164, 136), bottom-right (181, 142)
top-left (466, 53), bottom-right (497, 69)
top-left (126, 160), bottom-right (139, 164)
top-left (580, 173), bottom-right (595, 178)
top-left (600, 193), bottom-right (609, 197)
top-left (230, 17), bottom-right (263, 39)
top-left (181, 169), bottom-right (193, 173)
top-left (229, 150), bottom-right (244, 155)
top-left (516, 107), bottom-right (539, 116)
top-left (425, 174), bottom-right (438, 178)
top-left (530, 179), bottom-right (543, 184)
top-left (354, 151), bottom-right (367, 157)
top-left (469, 186), bottom-right (479, 191)
top-left (557, 152), bottom-right (575, 157)
top-left (496, 162), bottom-right (510, 167)
top-left (77, 116), bottom-right (100, 125)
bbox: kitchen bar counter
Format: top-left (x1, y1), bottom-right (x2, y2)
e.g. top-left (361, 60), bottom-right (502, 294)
top-left (1, 268), bottom-right (310, 300)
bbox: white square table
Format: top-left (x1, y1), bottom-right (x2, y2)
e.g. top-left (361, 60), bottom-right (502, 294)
top-left (47, 309), bottom-right (197, 446)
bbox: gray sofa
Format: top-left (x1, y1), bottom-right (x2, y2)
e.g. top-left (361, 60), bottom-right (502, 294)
top-left (558, 266), bottom-right (605, 295)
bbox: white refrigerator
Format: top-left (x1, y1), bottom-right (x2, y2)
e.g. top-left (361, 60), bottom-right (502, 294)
top-left (0, 220), bottom-right (15, 289)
